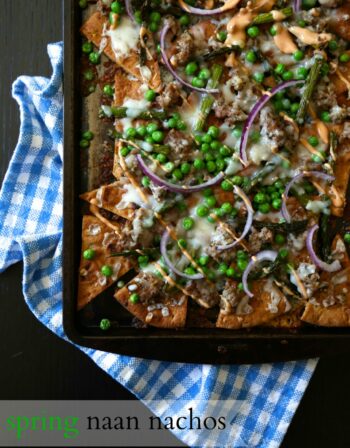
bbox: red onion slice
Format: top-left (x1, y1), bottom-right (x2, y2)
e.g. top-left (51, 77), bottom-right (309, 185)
top-left (306, 224), bottom-right (341, 272)
top-left (293, 0), bottom-right (301, 13)
top-left (160, 230), bottom-right (204, 280)
top-left (217, 186), bottom-right (254, 250)
top-left (242, 250), bottom-right (278, 298)
top-left (136, 154), bottom-right (224, 193)
top-left (125, 0), bottom-right (135, 22)
top-left (178, 0), bottom-right (241, 15)
top-left (160, 23), bottom-right (219, 94)
top-left (239, 80), bottom-right (304, 166)
top-left (281, 171), bottom-right (335, 223)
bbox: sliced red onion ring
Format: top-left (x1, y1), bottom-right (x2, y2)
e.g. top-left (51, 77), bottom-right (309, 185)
top-left (242, 250), bottom-right (278, 298)
top-left (306, 224), bottom-right (341, 272)
top-left (293, 0), bottom-right (301, 13)
top-left (281, 171), bottom-right (335, 223)
top-left (160, 23), bottom-right (219, 94)
top-left (125, 0), bottom-right (135, 22)
top-left (239, 80), bottom-right (304, 165)
top-left (217, 186), bottom-right (254, 250)
top-left (160, 230), bottom-right (204, 280)
top-left (136, 154), bottom-right (224, 193)
top-left (178, 0), bottom-right (241, 15)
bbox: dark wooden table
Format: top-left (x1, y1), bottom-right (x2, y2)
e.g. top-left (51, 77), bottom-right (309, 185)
top-left (0, 1), bottom-right (349, 447)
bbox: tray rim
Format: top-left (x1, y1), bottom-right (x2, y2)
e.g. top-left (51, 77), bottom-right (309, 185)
top-left (62, 0), bottom-right (350, 363)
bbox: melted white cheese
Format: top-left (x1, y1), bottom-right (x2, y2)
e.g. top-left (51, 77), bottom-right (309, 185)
top-left (306, 200), bottom-right (330, 214)
top-left (106, 17), bottom-right (139, 60)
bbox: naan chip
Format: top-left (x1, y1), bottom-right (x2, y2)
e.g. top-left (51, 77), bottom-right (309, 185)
top-left (80, 181), bottom-right (135, 220)
top-left (115, 272), bottom-right (187, 328)
top-left (301, 235), bottom-right (350, 326)
top-left (80, 12), bottom-right (161, 91)
top-left (216, 279), bottom-right (291, 329)
top-left (330, 141), bottom-right (350, 217)
top-left (78, 215), bottom-right (134, 310)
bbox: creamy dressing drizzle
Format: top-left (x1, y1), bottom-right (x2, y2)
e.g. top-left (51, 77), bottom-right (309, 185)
top-left (273, 24), bottom-right (297, 54)
top-left (288, 26), bottom-right (332, 46)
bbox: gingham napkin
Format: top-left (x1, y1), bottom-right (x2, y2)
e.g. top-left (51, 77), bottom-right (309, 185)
top-left (0, 42), bottom-right (317, 448)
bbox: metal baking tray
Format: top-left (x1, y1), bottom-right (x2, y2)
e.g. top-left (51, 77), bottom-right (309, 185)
top-left (63, 0), bottom-right (350, 363)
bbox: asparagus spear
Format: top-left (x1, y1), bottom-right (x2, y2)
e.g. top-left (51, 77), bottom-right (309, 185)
top-left (243, 161), bottom-right (277, 193)
top-left (251, 6), bottom-right (293, 25)
top-left (319, 214), bottom-right (332, 261)
top-left (252, 219), bottom-right (308, 234)
top-left (111, 107), bottom-right (167, 120)
top-left (194, 64), bottom-right (223, 132)
top-left (296, 58), bottom-right (323, 124)
top-left (201, 47), bottom-right (238, 61)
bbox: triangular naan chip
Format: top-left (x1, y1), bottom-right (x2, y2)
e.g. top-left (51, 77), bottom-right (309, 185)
top-left (301, 235), bottom-right (350, 326)
top-left (78, 215), bottom-right (134, 310)
top-left (80, 181), bottom-right (135, 220)
top-left (114, 271), bottom-right (187, 328)
top-left (216, 279), bottom-right (291, 329)
top-left (80, 12), bottom-right (161, 91)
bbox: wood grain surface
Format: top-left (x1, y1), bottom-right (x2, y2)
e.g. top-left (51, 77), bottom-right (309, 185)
top-left (0, 1), bottom-right (349, 447)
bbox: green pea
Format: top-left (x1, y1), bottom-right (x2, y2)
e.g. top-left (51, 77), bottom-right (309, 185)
top-left (328, 40), bottom-right (338, 52)
top-left (126, 127), bottom-right (137, 138)
top-left (199, 255), bottom-right (209, 266)
top-left (205, 196), bottom-right (217, 207)
top-left (101, 265), bottom-right (113, 277)
top-left (231, 175), bottom-right (242, 185)
top-left (237, 259), bottom-right (248, 271)
top-left (250, 130), bottom-right (260, 142)
top-left (183, 217), bottom-right (194, 230)
top-left (274, 180), bottom-right (283, 189)
top-left (274, 63), bottom-right (286, 75)
top-left (180, 162), bottom-right (191, 175)
top-left (247, 26), bottom-right (260, 38)
top-left (145, 89), bottom-right (156, 101)
top-left (152, 130), bottom-right (164, 143)
top-left (196, 205), bottom-right (209, 217)
top-left (320, 111), bottom-right (331, 123)
top-left (290, 102), bottom-right (300, 114)
top-left (282, 70), bottom-right (293, 81)
top-left (120, 147), bottom-right (131, 157)
top-left (296, 67), bottom-right (309, 79)
top-left (82, 41), bottom-right (93, 54)
top-left (164, 161), bottom-right (175, 173)
top-left (246, 50), bottom-right (257, 63)
top-left (111, 1), bottom-right (123, 13)
top-left (134, 11), bottom-right (142, 25)
top-left (254, 192), bottom-right (267, 204)
top-left (179, 14), bottom-right (190, 26)
top-left (308, 135), bottom-right (319, 147)
top-left (136, 125), bottom-right (147, 137)
top-left (146, 122), bottom-right (158, 134)
top-left (149, 22), bottom-right (159, 33)
top-left (192, 77), bottom-right (205, 88)
top-left (238, 282), bottom-right (244, 291)
top-left (173, 168), bottom-right (183, 180)
top-left (226, 267), bottom-right (236, 277)
top-left (177, 121), bottom-right (187, 131)
top-left (275, 234), bottom-right (285, 245)
top-left (320, 63), bottom-right (330, 77)
top-left (279, 248), bottom-right (289, 259)
top-left (258, 203), bottom-right (270, 214)
top-left (141, 176), bottom-right (151, 188)
top-left (167, 117), bottom-right (177, 128)
top-left (194, 158), bottom-right (205, 170)
top-left (129, 293), bottom-right (139, 304)
top-left (138, 255), bottom-right (149, 266)
top-left (83, 248), bottom-right (95, 260)
top-left (184, 266), bottom-right (196, 275)
top-left (207, 161), bottom-right (216, 172)
top-left (156, 153), bottom-right (167, 164)
top-left (218, 263), bottom-right (228, 274)
top-left (202, 134), bottom-right (212, 144)
top-left (232, 126), bottom-right (242, 138)
top-left (89, 52), bottom-right (100, 64)
top-left (219, 145), bottom-right (231, 157)
top-left (302, 0), bottom-right (317, 9)
top-left (253, 72), bottom-right (265, 83)
top-left (221, 180), bottom-right (232, 191)
top-left (103, 84), bottom-right (114, 97)
top-left (82, 130), bottom-right (94, 141)
top-left (199, 68), bottom-right (211, 80)
top-left (221, 202), bottom-right (233, 214)
top-left (344, 233), bottom-right (350, 243)
top-left (185, 61), bottom-right (198, 76)
top-left (79, 0), bottom-right (87, 8)
top-left (207, 215), bottom-right (216, 223)
top-left (297, 19), bottom-right (306, 27)
top-left (340, 53), bottom-right (350, 63)
top-left (311, 154), bottom-right (323, 163)
top-left (100, 318), bottom-right (111, 331)
top-left (237, 250), bottom-right (248, 259)
top-left (145, 136), bottom-right (154, 144)
top-left (216, 159), bottom-right (226, 171)
top-left (272, 198), bottom-right (282, 210)
top-left (217, 31), bottom-right (227, 42)
top-left (150, 11), bottom-right (161, 22)
top-left (210, 140), bottom-right (221, 151)
top-left (205, 153), bottom-right (214, 161)
top-left (79, 139), bottom-right (90, 149)
top-left (178, 239), bottom-right (187, 249)
top-left (269, 25), bottom-right (277, 36)
top-left (84, 69), bottom-right (94, 80)
top-left (293, 50), bottom-right (304, 61)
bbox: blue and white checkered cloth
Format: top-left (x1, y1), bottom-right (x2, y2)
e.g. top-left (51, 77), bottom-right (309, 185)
top-left (0, 42), bottom-right (317, 448)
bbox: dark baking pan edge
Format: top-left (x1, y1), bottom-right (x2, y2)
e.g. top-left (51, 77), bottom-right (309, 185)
top-left (62, 0), bottom-right (350, 364)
